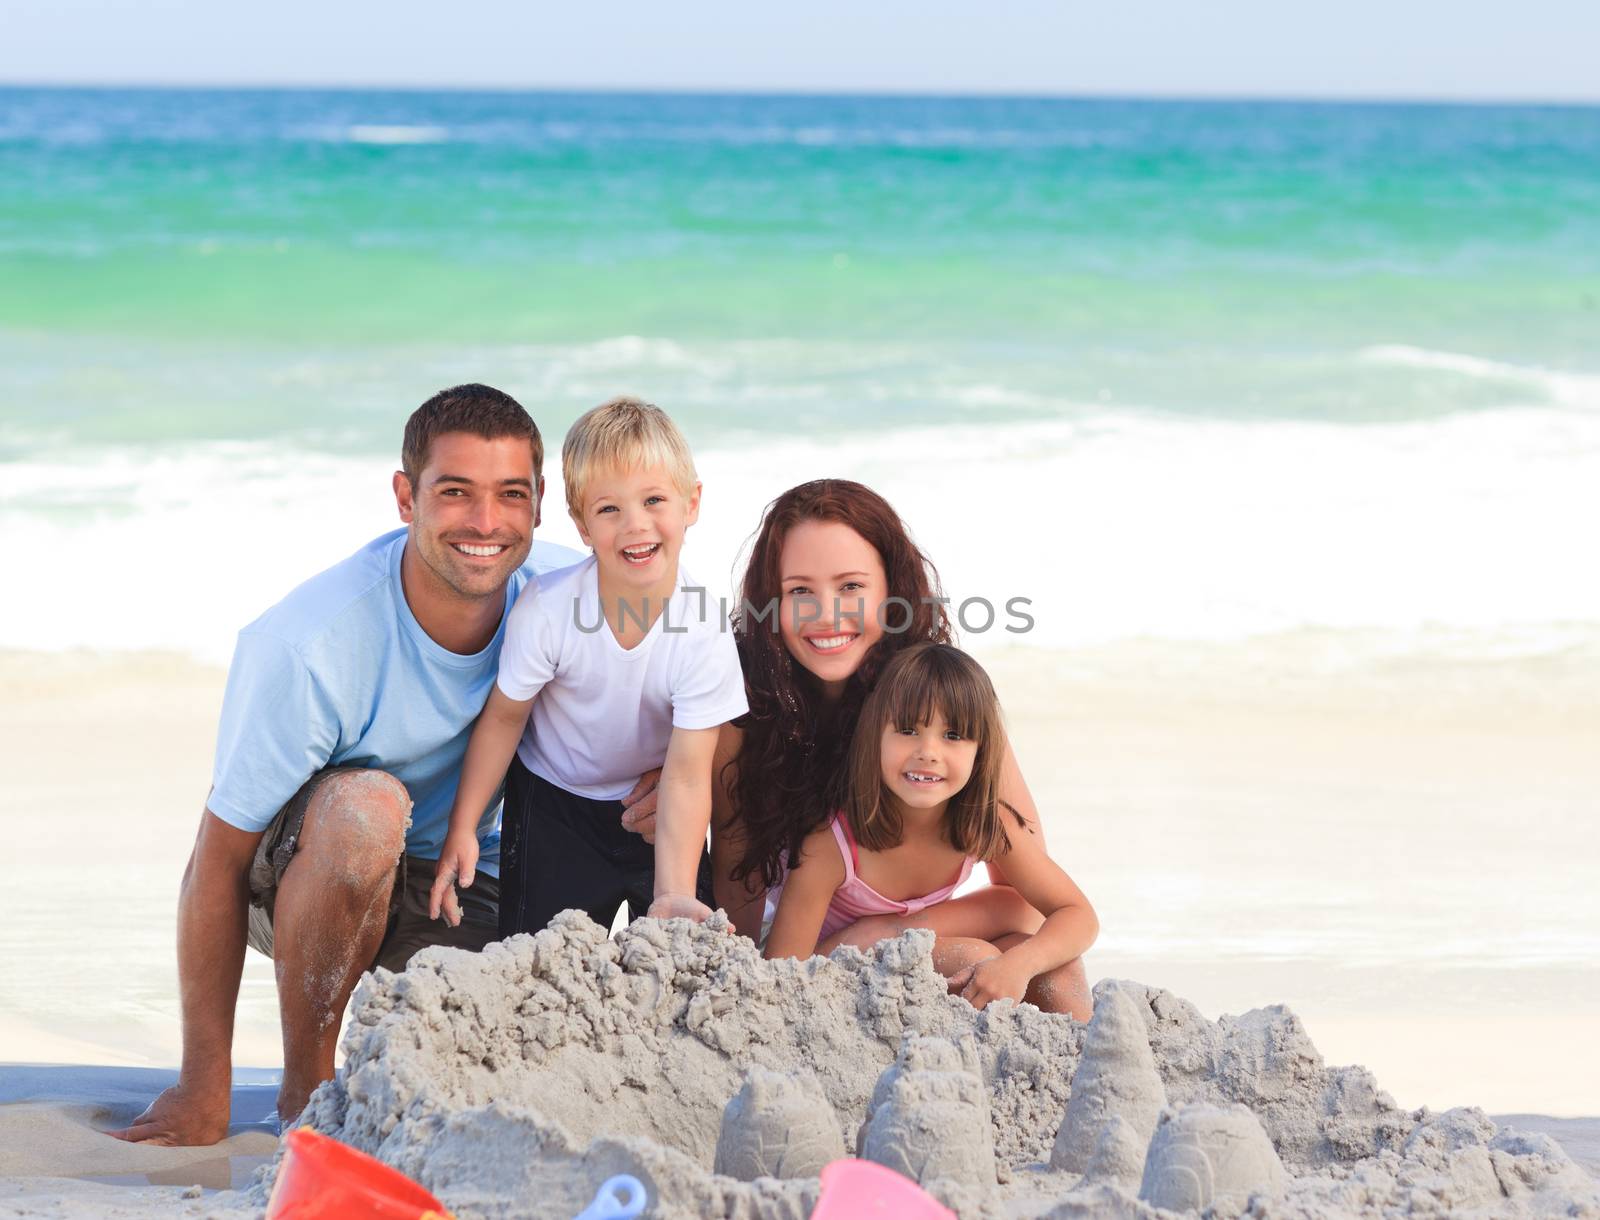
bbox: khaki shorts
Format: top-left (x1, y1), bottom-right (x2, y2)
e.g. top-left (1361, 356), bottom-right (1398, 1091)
top-left (245, 767), bottom-right (500, 974)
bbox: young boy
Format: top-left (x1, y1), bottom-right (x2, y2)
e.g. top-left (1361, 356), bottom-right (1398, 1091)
top-left (429, 397), bottom-right (747, 936)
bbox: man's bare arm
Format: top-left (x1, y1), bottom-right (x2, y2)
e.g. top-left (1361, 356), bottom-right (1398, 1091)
top-left (110, 808), bottom-right (261, 1146)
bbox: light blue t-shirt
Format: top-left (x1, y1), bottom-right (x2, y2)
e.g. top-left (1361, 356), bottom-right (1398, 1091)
top-left (209, 528), bottom-right (582, 875)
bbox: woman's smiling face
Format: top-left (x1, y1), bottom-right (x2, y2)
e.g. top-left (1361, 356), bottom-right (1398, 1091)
top-left (777, 519), bottom-right (888, 697)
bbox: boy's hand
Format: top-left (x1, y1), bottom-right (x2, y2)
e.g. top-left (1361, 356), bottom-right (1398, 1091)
top-left (619, 767), bottom-right (662, 843)
top-left (949, 954), bottom-right (1031, 1011)
top-left (646, 892), bottom-right (715, 923)
top-left (428, 832), bottom-right (480, 926)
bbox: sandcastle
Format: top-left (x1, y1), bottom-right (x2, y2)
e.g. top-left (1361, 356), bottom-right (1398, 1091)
top-left (249, 913), bottom-right (1598, 1219)
top-left (1139, 1102), bottom-right (1286, 1211)
top-left (714, 1069), bottom-right (845, 1182)
top-left (1079, 1115), bottom-right (1147, 1190)
top-left (1049, 986), bottom-right (1167, 1176)
top-left (858, 1038), bottom-right (998, 1189)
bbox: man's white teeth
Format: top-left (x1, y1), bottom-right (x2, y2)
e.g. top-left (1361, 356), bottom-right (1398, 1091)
top-left (455, 543), bottom-right (505, 557)
top-left (808, 635), bottom-right (854, 652)
top-left (904, 771), bottom-right (943, 784)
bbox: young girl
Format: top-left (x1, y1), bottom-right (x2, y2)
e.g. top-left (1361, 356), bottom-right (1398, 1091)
top-left (764, 643), bottom-right (1097, 1015)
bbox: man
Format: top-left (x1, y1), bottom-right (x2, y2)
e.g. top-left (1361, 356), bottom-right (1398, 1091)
top-left (112, 384), bottom-right (624, 1144)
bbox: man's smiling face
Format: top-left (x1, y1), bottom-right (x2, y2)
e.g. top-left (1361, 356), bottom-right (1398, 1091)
top-left (396, 431), bottom-right (541, 600)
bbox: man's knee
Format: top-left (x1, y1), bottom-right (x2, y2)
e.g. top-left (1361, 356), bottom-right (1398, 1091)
top-left (298, 769), bottom-right (410, 875)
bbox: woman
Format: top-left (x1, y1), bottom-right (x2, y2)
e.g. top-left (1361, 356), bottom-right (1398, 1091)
top-left (709, 479), bottom-right (1095, 1018)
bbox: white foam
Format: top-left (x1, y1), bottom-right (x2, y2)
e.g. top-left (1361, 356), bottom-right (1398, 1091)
top-left (1361, 344), bottom-right (1600, 409)
top-left (0, 445), bottom-right (399, 663)
top-left (343, 124), bottom-right (449, 145)
top-left (3, 408), bottom-right (1597, 664)
top-left (691, 407), bottom-right (1600, 651)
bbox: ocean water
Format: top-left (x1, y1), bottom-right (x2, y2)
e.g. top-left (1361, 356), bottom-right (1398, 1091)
top-left (1, 88), bottom-right (1597, 662)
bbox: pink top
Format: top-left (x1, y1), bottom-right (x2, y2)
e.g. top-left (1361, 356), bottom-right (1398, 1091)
top-left (816, 814), bottom-right (975, 941)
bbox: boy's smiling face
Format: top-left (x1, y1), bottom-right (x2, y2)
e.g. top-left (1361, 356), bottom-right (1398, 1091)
top-left (572, 462), bottom-right (701, 593)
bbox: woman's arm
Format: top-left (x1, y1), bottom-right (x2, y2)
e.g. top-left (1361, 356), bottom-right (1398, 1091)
top-left (763, 826), bottom-right (846, 960)
top-left (984, 736), bottom-right (1044, 889)
top-left (709, 723), bottom-right (768, 939)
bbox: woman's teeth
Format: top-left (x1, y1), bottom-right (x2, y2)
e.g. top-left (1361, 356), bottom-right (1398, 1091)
top-left (622, 543), bottom-right (661, 565)
top-left (807, 634), bottom-right (854, 652)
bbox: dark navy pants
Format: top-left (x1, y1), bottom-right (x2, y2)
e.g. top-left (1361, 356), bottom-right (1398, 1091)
top-left (498, 756), bottom-right (713, 938)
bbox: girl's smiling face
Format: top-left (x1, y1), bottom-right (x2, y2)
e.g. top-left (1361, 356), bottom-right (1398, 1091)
top-left (879, 710), bottom-right (979, 813)
top-left (777, 519), bottom-right (888, 696)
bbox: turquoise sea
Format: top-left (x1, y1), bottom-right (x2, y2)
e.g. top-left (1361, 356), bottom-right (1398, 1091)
top-left (1, 88), bottom-right (1597, 658)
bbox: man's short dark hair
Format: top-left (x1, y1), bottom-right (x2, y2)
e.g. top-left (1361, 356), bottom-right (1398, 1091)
top-left (402, 383), bottom-right (544, 488)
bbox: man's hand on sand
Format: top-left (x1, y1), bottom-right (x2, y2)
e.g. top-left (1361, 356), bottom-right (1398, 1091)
top-left (619, 767), bottom-right (662, 843)
top-left (428, 830), bottom-right (480, 927)
top-left (108, 1082), bottom-right (230, 1147)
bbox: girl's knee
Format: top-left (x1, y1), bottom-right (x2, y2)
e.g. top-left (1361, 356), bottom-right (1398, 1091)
top-left (931, 936), bottom-right (1000, 977)
top-left (823, 914), bottom-right (911, 952)
top-left (1026, 956), bottom-right (1093, 1020)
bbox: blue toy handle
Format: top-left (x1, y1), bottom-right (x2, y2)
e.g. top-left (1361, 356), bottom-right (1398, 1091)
top-left (573, 1174), bottom-right (648, 1220)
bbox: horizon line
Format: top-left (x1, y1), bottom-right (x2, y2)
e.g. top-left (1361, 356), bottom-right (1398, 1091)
top-left (2, 79), bottom-right (1599, 109)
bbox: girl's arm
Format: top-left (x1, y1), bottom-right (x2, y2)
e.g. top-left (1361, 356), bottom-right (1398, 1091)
top-left (763, 826), bottom-right (846, 960)
top-left (648, 724), bottom-right (722, 922)
top-left (708, 723), bottom-right (768, 939)
top-left (818, 882), bottom-right (1043, 952)
top-left (428, 684), bottom-right (533, 923)
top-left (958, 816), bottom-right (1098, 1010)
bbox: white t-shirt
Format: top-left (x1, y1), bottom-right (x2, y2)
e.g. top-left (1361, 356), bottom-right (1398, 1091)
top-left (497, 555), bottom-right (749, 800)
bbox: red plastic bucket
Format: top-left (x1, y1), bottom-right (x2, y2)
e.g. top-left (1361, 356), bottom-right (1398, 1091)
top-left (265, 1128), bottom-right (452, 1219)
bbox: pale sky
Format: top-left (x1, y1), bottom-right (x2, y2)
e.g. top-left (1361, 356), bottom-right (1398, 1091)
top-left (4, 0), bottom-right (1599, 103)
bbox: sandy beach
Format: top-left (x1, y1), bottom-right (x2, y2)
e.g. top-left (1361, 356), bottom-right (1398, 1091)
top-left (2, 637), bottom-right (1597, 1213)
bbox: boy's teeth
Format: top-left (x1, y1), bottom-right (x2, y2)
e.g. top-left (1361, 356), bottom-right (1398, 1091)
top-left (623, 544), bottom-right (660, 559)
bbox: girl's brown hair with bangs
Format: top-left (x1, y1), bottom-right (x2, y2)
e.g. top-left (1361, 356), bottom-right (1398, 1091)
top-left (843, 643), bottom-right (1025, 861)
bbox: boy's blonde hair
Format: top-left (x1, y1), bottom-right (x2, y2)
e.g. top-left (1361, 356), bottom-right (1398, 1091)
top-left (561, 396), bottom-right (698, 519)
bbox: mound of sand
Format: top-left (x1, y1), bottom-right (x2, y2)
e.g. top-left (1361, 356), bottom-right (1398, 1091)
top-left (233, 912), bottom-right (1600, 1218)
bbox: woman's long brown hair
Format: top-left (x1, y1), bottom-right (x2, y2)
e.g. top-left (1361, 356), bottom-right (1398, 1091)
top-left (728, 479), bottom-right (952, 888)
top-left (843, 643), bottom-right (1022, 862)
